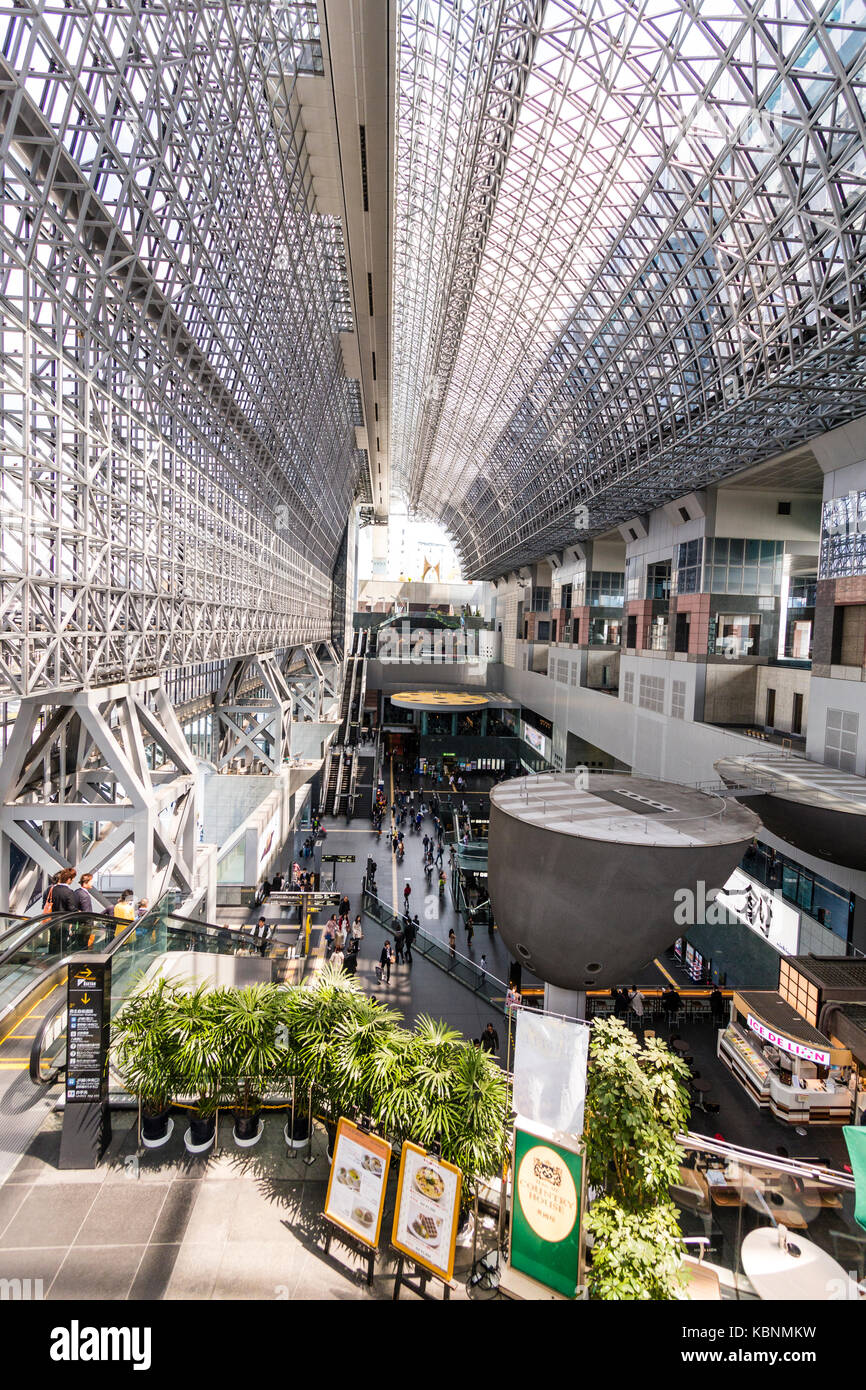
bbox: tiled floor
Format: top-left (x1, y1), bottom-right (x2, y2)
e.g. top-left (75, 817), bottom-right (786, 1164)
top-left (0, 1110), bottom-right (494, 1300)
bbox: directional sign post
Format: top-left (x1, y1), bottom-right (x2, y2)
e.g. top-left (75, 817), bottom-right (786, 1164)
top-left (270, 890), bottom-right (342, 954)
top-left (321, 853), bottom-right (355, 887)
top-left (59, 954), bottom-right (112, 1169)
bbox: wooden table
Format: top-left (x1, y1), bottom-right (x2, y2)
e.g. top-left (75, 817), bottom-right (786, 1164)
top-left (741, 1227), bottom-right (861, 1301)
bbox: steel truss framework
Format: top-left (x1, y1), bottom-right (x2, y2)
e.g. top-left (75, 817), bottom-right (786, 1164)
top-left (393, 0), bottom-right (866, 578)
top-left (0, 679), bottom-right (206, 914)
top-left (0, 1), bottom-right (364, 698)
top-left (212, 640), bottom-right (340, 771)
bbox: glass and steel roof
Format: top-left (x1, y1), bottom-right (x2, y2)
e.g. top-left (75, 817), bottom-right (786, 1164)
top-left (0, 1), bottom-right (364, 694)
top-left (392, 0), bottom-right (866, 578)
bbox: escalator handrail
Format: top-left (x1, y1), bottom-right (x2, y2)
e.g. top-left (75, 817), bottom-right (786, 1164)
top-left (29, 991), bottom-right (68, 1086)
top-left (27, 911), bottom-right (268, 1085)
top-left (0, 912), bottom-right (34, 946)
top-left (0, 910), bottom-right (118, 968)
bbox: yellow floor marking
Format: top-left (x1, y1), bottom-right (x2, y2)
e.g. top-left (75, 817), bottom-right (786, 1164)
top-left (0, 1062), bottom-right (28, 1070)
top-left (0, 979), bottom-right (61, 1049)
top-left (653, 957), bottom-right (679, 987)
top-left (10, 1033), bottom-right (36, 1039)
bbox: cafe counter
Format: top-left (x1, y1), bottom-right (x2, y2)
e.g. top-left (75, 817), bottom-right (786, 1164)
top-left (717, 992), bottom-right (854, 1126)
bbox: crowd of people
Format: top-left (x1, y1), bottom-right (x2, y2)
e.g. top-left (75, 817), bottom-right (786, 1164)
top-left (38, 868), bottom-right (151, 951)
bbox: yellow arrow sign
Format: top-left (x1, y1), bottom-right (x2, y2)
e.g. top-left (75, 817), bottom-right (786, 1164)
top-left (81, 993), bottom-right (90, 1004)
top-left (77, 967), bottom-right (94, 978)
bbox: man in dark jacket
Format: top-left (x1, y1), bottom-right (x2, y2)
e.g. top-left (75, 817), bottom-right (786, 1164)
top-left (480, 1022), bottom-right (500, 1055)
top-left (379, 941), bottom-right (392, 984)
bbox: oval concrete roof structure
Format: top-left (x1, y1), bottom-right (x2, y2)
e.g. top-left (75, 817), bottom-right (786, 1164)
top-left (488, 773), bottom-right (761, 991)
top-left (715, 754), bottom-right (866, 872)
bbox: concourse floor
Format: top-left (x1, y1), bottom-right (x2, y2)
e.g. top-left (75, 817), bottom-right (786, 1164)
top-left (0, 1109), bottom-right (498, 1300)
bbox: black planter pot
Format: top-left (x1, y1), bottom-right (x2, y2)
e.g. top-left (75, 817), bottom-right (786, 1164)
top-left (284, 1110), bottom-right (311, 1150)
top-left (232, 1109), bottom-right (264, 1148)
top-left (326, 1121), bottom-right (338, 1162)
top-left (184, 1112), bottom-right (216, 1154)
top-left (141, 1105), bottom-right (172, 1149)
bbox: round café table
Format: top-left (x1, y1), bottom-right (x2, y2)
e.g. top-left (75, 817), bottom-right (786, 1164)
top-left (670, 1039), bottom-right (690, 1054)
top-left (690, 1078), bottom-right (711, 1093)
top-left (741, 1227), bottom-right (861, 1301)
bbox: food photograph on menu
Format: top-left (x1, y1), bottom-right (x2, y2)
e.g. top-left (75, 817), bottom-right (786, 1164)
top-left (323, 1118), bottom-right (392, 1248)
top-left (391, 1142), bottom-right (462, 1280)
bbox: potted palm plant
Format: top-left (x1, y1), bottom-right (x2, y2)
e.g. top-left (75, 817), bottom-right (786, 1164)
top-left (211, 983), bottom-right (286, 1147)
top-left (111, 977), bottom-right (180, 1149)
top-left (283, 963), bottom-right (366, 1157)
top-left (169, 983), bottom-right (222, 1154)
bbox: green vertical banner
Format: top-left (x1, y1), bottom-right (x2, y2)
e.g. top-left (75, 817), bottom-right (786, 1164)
top-left (510, 1123), bottom-right (583, 1297)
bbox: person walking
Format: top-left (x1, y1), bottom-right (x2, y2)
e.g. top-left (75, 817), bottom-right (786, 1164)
top-left (629, 986), bottom-right (645, 1033)
top-left (435, 843), bottom-right (443, 868)
top-left (393, 922), bottom-right (405, 963)
top-left (379, 940), bottom-right (392, 984)
top-left (324, 915), bottom-right (337, 958)
top-left (403, 915), bottom-right (416, 964)
top-left (403, 880), bottom-right (412, 912)
top-left (466, 917), bottom-right (474, 948)
top-left (351, 914), bottom-right (364, 953)
top-left (710, 985), bottom-right (726, 1026)
top-left (448, 928), bottom-right (456, 966)
top-left (480, 1022), bottom-right (500, 1055)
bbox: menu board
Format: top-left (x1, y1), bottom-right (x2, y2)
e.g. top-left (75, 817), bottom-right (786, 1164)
top-left (324, 1118), bottom-right (391, 1248)
top-left (391, 1142), bottom-right (462, 1281)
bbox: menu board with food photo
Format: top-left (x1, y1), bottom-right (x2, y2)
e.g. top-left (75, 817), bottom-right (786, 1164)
top-left (391, 1142), bottom-right (462, 1281)
top-left (324, 1118), bottom-right (392, 1248)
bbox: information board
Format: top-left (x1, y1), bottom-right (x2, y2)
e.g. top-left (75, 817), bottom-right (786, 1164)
top-left (324, 1118), bottom-right (392, 1248)
top-left (321, 855), bottom-right (356, 864)
top-left (66, 961), bottom-right (111, 1105)
top-left (271, 891), bottom-right (340, 909)
top-left (391, 1142), bottom-right (461, 1282)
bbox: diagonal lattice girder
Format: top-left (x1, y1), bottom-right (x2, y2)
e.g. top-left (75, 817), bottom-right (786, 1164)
top-left (392, 0), bottom-right (866, 578)
top-left (0, 2), bottom-right (364, 697)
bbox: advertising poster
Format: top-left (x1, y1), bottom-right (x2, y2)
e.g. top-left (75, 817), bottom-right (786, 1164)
top-left (510, 1122), bottom-right (584, 1298)
top-left (324, 1118), bottom-right (392, 1248)
top-left (717, 869), bottom-right (800, 956)
top-left (391, 1142), bottom-right (462, 1281)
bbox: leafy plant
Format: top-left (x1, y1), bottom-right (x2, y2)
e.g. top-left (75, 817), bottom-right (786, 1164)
top-left (111, 975), bottom-right (181, 1116)
top-left (583, 1017), bottom-right (692, 1300)
top-left (210, 983), bottom-right (287, 1118)
top-left (281, 962), bottom-right (368, 1122)
top-left (584, 1017), bottom-right (690, 1209)
top-left (585, 1198), bottom-right (686, 1301)
top-left (166, 982), bottom-right (224, 1119)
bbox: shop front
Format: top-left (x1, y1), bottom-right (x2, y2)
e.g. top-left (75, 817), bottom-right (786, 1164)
top-left (718, 989), bottom-right (854, 1126)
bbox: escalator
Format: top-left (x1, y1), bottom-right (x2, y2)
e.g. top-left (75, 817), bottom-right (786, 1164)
top-left (27, 909), bottom-right (267, 1089)
top-left (324, 630), bottom-right (368, 815)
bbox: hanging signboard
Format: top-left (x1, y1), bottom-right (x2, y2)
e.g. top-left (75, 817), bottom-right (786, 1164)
top-left (324, 1118), bottom-right (392, 1248)
top-left (391, 1142), bottom-right (462, 1282)
top-left (509, 1120), bottom-right (584, 1298)
top-left (512, 1010), bottom-right (589, 1137)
